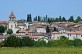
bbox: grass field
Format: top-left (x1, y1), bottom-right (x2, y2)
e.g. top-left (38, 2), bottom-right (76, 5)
top-left (0, 47), bottom-right (82, 54)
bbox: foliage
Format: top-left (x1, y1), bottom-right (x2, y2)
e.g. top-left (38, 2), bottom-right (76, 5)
top-left (37, 15), bottom-right (42, 21)
top-left (68, 16), bottom-right (74, 22)
top-left (34, 40), bottom-right (46, 47)
top-left (74, 39), bottom-right (82, 47)
top-left (33, 16), bottom-right (38, 21)
top-left (46, 26), bottom-right (50, 33)
top-left (62, 17), bottom-right (66, 22)
top-left (74, 16), bottom-right (82, 23)
top-left (7, 29), bottom-right (13, 34)
top-left (0, 26), bottom-right (5, 34)
top-left (4, 36), bottom-right (21, 47)
top-left (22, 37), bottom-right (34, 47)
top-left (54, 27), bottom-right (58, 31)
top-left (27, 14), bottom-right (32, 22)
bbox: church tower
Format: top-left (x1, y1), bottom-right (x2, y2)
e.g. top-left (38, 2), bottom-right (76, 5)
top-left (8, 11), bottom-right (17, 33)
top-left (9, 11), bottom-right (16, 21)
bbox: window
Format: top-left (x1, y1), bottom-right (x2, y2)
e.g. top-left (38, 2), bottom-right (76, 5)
top-left (11, 25), bottom-right (12, 28)
top-left (81, 35), bottom-right (82, 37)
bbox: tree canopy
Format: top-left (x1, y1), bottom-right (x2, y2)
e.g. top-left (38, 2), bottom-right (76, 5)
top-left (0, 26), bottom-right (5, 34)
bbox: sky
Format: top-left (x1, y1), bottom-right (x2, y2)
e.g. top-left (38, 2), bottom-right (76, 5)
top-left (0, 0), bottom-right (82, 21)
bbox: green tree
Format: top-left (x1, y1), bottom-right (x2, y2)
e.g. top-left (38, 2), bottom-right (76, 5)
top-left (59, 36), bottom-right (68, 47)
top-left (47, 40), bottom-right (56, 47)
top-left (68, 16), bottom-right (74, 22)
top-left (59, 16), bottom-right (62, 22)
top-left (27, 14), bottom-right (32, 22)
top-left (46, 26), bottom-right (50, 33)
top-left (38, 15), bottom-right (41, 21)
top-left (4, 36), bottom-right (21, 47)
top-left (74, 39), bottom-right (82, 47)
top-left (34, 40), bottom-right (46, 47)
top-left (66, 40), bottom-right (74, 47)
top-left (0, 26), bottom-right (5, 34)
top-left (54, 27), bottom-right (58, 31)
top-left (33, 16), bottom-right (38, 21)
top-left (55, 18), bottom-right (59, 22)
top-left (62, 17), bottom-right (66, 22)
top-left (22, 37), bottom-right (34, 47)
top-left (75, 16), bottom-right (82, 23)
top-left (43, 15), bottom-right (48, 22)
top-left (7, 29), bottom-right (13, 34)
top-left (47, 18), bottom-right (52, 23)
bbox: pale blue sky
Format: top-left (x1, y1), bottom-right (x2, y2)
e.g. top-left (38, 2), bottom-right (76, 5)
top-left (0, 0), bottom-right (82, 21)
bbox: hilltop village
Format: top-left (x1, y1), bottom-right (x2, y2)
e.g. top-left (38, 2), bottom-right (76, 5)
top-left (0, 11), bottom-right (82, 42)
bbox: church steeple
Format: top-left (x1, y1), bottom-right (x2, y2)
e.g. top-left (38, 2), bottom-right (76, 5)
top-left (9, 11), bottom-right (16, 21)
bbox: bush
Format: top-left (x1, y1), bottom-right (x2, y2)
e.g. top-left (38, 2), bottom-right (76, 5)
top-left (4, 36), bottom-right (21, 47)
top-left (22, 37), bottom-right (34, 47)
top-left (74, 39), bottom-right (82, 47)
top-left (7, 29), bottom-right (13, 34)
top-left (34, 40), bottom-right (46, 47)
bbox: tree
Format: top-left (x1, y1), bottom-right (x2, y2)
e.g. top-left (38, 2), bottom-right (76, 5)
top-left (55, 18), bottom-right (59, 22)
top-left (0, 26), bottom-right (5, 34)
top-left (33, 16), bottom-right (38, 21)
top-left (66, 40), bottom-right (74, 47)
top-left (54, 27), bottom-right (58, 31)
top-left (59, 16), bottom-right (62, 22)
top-left (4, 36), bottom-right (21, 47)
top-left (38, 15), bottom-right (41, 21)
top-left (59, 36), bottom-right (68, 47)
top-left (74, 39), bottom-right (82, 47)
top-left (46, 26), bottom-right (50, 33)
top-left (34, 40), bottom-right (46, 47)
top-left (75, 16), bottom-right (82, 23)
top-left (68, 16), bottom-right (74, 22)
top-left (7, 29), bottom-right (13, 34)
top-left (47, 18), bottom-right (51, 23)
top-left (22, 37), bottom-right (34, 47)
top-left (43, 15), bottom-right (48, 22)
top-left (62, 17), bottom-right (66, 22)
top-left (47, 40), bottom-right (56, 47)
top-left (27, 14), bottom-right (32, 22)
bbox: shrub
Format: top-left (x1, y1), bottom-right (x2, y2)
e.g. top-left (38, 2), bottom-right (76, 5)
top-left (22, 37), bottom-right (34, 47)
top-left (4, 36), bottom-right (21, 47)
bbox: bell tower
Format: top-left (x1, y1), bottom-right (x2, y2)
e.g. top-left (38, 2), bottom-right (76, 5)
top-left (9, 11), bottom-right (16, 21)
top-left (8, 11), bottom-right (17, 29)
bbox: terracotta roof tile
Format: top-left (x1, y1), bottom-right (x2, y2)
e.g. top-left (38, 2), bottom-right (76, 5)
top-left (9, 11), bottom-right (16, 18)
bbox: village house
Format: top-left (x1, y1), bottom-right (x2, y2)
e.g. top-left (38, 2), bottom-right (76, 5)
top-left (51, 31), bottom-right (82, 40)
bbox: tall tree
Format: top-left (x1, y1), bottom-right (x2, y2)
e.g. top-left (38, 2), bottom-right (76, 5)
top-left (27, 14), bottom-right (32, 22)
top-left (46, 26), bottom-right (50, 33)
top-left (75, 16), bottom-right (82, 23)
top-left (38, 15), bottom-right (41, 21)
top-left (62, 17), bottom-right (66, 22)
top-left (47, 18), bottom-right (51, 23)
top-left (59, 16), bottom-right (62, 22)
top-left (55, 18), bottom-right (59, 22)
top-left (43, 15), bottom-right (48, 22)
top-left (0, 26), bottom-right (5, 34)
top-left (68, 16), bottom-right (74, 22)
top-left (33, 16), bottom-right (38, 21)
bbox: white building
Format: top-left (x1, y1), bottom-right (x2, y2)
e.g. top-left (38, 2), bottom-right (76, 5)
top-left (51, 31), bottom-right (82, 40)
top-left (8, 11), bottom-right (29, 34)
top-left (8, 11), bottom-right (19, 34)
top-left (36, 27), bottom-right (46, 33)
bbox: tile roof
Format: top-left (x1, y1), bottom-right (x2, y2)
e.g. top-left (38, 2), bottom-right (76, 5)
top-left (0, 36), bottom-right (7, 39)
top-left (28, 36), bottom-right (39, 39)
top-left (9, 11), bottom-right (16, 18)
